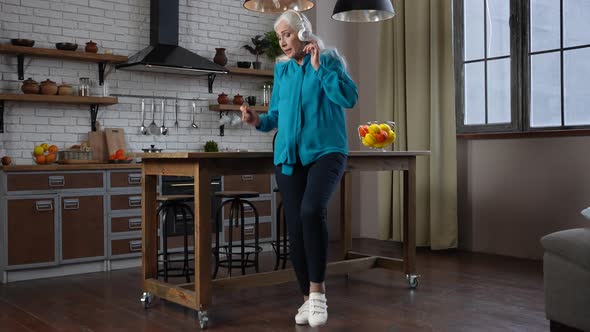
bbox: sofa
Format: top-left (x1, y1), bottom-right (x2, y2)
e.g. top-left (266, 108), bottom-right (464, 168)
top-left (541, 227), bottom-right (590, 331)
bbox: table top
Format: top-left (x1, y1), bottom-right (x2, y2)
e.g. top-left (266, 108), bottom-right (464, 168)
top-left (137, 150), bottom-right (431, 160)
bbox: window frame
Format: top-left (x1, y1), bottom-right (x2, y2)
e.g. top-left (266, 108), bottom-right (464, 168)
top-left (453, 0), bottom-right (590, 135)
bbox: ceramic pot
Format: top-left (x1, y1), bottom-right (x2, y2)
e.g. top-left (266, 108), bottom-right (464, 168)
top-left (57, 83), bottom-right (73, 96)
top-left (21, 78), bottom-right (40, 94)
top-left (232, 94), bottom-right (244, 105)
top-left (40, 79), bottom-right (58, 95)
top-left (213, 48), bottom-right (228, 66)
top-left (217, 92), bottom-right (229, 104)
top-left (85, 40), bottom-right (98, 53)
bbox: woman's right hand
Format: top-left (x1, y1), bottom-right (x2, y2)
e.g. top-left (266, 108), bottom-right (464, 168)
top-left (240, 103), bottom-right (260, 127)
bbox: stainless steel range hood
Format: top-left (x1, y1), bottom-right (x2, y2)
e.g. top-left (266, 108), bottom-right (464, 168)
top-left (116, 0), bottom-right (228, 83)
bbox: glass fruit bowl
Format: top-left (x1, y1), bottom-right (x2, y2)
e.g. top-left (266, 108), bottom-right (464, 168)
top-left (358, 121), bottom-right (396, 151)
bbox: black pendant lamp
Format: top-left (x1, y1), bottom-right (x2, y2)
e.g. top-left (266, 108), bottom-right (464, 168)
top-left (332, 0), bottom-right (395, 22)
top-left (243, 0), bottom-right (314, 13)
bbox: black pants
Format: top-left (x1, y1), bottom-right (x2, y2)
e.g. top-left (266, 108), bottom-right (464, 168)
top-left (275, 153), bottom-right (347, 296)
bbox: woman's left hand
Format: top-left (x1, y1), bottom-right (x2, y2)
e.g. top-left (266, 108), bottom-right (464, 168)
top-left (303, 39), bottom-right (320, 71)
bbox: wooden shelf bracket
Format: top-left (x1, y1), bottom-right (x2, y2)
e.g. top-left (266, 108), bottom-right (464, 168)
top-left (17, 54), bottom-right (25, 80)
top-left (90, 104), bottom-right (99, 132)
top-left (98, 62), bottom-right (107, 86)
top-left (219, 111), bottom-right (225, 136)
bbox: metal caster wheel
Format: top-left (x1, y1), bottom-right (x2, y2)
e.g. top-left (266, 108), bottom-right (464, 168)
top-left (140, 292), bottom-right (153, 309)
top-left (198, 310), bottom-right (209, 329)
top-left (406, 274), bottom-right (419, 289)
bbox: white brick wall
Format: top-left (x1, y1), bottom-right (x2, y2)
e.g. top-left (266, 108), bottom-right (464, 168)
top-left (0, 0), bottom-right (277, 164)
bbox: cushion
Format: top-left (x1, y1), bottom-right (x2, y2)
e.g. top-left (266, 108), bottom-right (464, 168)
top-left (541, 228), bottom-right (590, 270)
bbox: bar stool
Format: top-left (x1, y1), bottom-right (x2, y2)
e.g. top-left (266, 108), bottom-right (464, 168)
top-left (156, 195), bottom-right (195, 283)
top-left (271, 187), bottom-right (290, 270)
top-left (213, 191), bottom-right (263, 278)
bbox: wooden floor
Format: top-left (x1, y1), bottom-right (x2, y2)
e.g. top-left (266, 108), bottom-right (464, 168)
top-left (0, 239), bottom-right (547, 332)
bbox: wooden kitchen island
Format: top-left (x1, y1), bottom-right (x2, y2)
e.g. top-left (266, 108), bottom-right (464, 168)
top-left (139, 151), bottom-right (430, 329)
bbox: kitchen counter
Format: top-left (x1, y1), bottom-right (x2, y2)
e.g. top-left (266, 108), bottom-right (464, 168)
top-left (0, 163), bottom-right (141, 172)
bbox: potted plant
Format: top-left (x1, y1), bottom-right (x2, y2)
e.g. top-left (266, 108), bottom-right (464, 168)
top-left (264, 31), bottom-right (282, 62)
top-left (204, 140), bottom-right (219, 152)
top-left (242, 35), bottom-right (270, 69)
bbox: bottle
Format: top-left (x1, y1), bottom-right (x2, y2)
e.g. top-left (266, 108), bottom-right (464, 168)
top-left (78, 77), bottom-right (90, 96)
top-left (262, 83), bottom-right (273, 106)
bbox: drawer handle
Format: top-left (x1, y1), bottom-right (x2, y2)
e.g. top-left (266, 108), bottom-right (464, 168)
top-left (129, 240), bottom-right (142, 252)
top-left (35, 200), bottom-right (54, 211)
top-left (63, 198), bottom-right (80, 210)
top-left (244, 225), bottom-right (255, 236)
top-left (241, 175), bottom-right (254, 182)
top-left (128, 173), bottom-right (142, 185)
top-left (243, 205), bottom-right (254, 213)
top-left (128, 218), bottom-right (142, 230)
top-left (128, 196), bottom-right (142, 208)
top-left (48, 176), bottom-right (65, 187)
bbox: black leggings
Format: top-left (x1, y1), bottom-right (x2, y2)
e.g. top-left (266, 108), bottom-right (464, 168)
top-left (275, 153), bottom-right (347, 296)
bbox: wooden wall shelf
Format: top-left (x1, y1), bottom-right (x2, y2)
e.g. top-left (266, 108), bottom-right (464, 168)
top-left (0, 45), bottom-right (128, 63)
top-left (0, 44), bottom-right (128, 85)
top-left (0, 93), bottom-right (118, 105)
top-left (209, 104), bottom-right (268, 112)
top-left (226, 67), bottom-right (273, 78)
top-left (0, 93), bottom-right (118, 133)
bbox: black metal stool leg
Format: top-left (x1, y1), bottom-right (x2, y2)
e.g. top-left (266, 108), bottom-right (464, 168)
top-left (240, 199), bottom-right (247, 275)
top-left (281, 202), bottom-right (288, 270)
top-left (162, 204), bottom-right (170, 282)
top-left (274, 200), bottom-right (281, 271)
top-left (180, 205), bottom-right (190, 283)
top-left (228, 199), bottom-right (237, 278)
top-left (213, 201), bottom-right (225, 279)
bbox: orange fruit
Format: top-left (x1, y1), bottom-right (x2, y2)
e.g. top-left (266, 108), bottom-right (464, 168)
top-left (358, 125), bottom-right (369, 138)
top-left (376, 130), bottom-right (388, 143)
top-left (48, 145), bottom-right (58, 153)
top-left (109, 154), bottom-right (117, 161)
top-left (45, 153), bottom-right (56, 164)
top-left (35, 155), bottom-right (46, 165)
top-left (115, 149), bottom-right (125, 156)
top-left (117, 154), bottom-right (127, 160)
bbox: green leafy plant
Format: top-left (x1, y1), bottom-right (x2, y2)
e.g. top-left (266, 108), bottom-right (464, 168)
top-left (242, 35), bottom-right (270, 64)
top-left (264, 31), bottom-right (282, 61)
top-left (204, 140), bottom-right (219, 152)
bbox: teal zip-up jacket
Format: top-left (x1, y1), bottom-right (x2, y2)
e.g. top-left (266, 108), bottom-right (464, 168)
top-left (257, 50), bottom-right (358, 175)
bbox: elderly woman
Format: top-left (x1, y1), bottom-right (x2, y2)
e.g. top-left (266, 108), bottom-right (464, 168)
top-left (241, 9), bottom-right (358, 327)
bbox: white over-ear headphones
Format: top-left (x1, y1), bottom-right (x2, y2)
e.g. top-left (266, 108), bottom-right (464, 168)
top-left (293, 10), bottom-right (312, 42)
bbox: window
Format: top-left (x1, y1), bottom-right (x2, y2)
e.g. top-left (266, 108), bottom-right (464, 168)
top-left (454, 0), bottom-right (590, 134)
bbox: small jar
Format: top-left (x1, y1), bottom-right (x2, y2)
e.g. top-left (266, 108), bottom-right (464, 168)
top-left (232, 93), bottom-right (244, 105)
top-left (217, 92), bottom-right (229, 104)
top-left (79, 77), bottom-right (90, 96)
top-left (40, 79), bottom-right (58, 95)
top-left (21, 77), bottom-right (39, 94)
top-left (85, 40), bottom-right (98, 53)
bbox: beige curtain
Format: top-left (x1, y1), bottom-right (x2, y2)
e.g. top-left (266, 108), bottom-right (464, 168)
top-left (376, 0), bottom-right (457, 249)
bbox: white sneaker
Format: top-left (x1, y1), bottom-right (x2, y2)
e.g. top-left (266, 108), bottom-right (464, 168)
top-left (294, 300), bottom-right (309, 325)
top-left (307, 292), bottom-right (328, 327)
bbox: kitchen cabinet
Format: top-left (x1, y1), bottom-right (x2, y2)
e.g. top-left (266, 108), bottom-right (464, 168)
top-left (6, 196), bottom-right (57, 267)
top-left (61, 194), bottom-right (105, 261)
top-left (0, 165), bottom-right (141, 282)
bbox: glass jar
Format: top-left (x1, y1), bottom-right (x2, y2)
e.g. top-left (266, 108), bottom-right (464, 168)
top-left (262, 83), bottom-right (273, 106)
top-left (78, 77), bottom-right (90, 96)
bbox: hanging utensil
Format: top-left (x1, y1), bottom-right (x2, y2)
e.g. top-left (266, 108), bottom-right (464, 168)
top-left (174, 99), bottom-right (179, 130)
top-left (148, 98), bottom-right (159, 135)
top-left (139, 99), bottom-right (148, 135)
top-left (160, 99), bottom-right (168, 135)
top-left (191, 100), bottom-right (198, 129)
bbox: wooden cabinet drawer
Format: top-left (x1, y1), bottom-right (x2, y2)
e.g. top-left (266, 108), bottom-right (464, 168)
top-left (110, 194), bottom-right (142, 211)
top-left (223, 200), bottom-right (271, 219)
top-left (223, 175), bottom-right (270, 194)
top-left (224, 222), bottom-right (271, 242)
top-left (7, 172), bottom-right (103, 192)
top-left (110, 171), bottom-right (142, 188)
top-left (111, 216), bottom-right (143, 233)
top-left (111, 238), bottom-right (143, 256)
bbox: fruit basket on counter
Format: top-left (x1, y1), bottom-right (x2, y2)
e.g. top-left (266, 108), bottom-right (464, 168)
top-left (358, 121), bottom-right (396, 151)
top-left (32, 143), bottom-right (59, 165)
